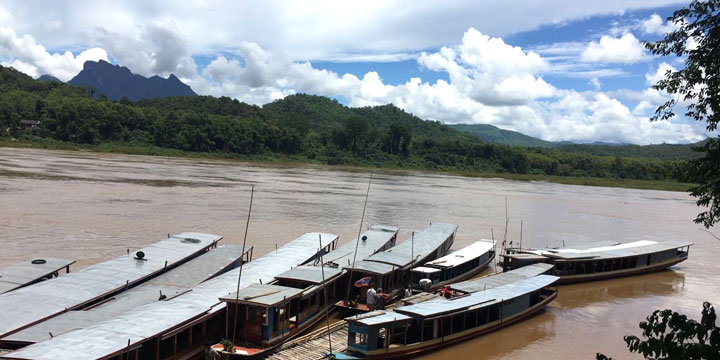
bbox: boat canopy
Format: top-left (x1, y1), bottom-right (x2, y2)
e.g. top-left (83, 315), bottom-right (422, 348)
top-left (394, 275), bottom-right (559, 319)
top-left (423, 240), bottom-right (495, 269)
top-left (275, 265), bottom-right (344, 285)
top-left (365, 223), bottom-right (457, 269)
top-left (346, 310), bottom-right (412, 327)
top-left (450, 263), bottom-right (553, 293)
top-left (345, 259), bottom-right (397, 276)
top-left (220, 283), bottom-right (303, 307)
top-left (323, 225), bottom-right (398, 268)
top-left (0, 258), bottom-right (76, 294)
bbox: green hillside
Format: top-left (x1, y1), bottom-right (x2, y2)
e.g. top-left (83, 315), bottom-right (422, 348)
top-left (449, 123), bottom-right (555, 147)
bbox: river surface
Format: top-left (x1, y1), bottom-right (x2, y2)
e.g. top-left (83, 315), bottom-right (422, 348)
top-left (1, 147), bottom-right (718, 359)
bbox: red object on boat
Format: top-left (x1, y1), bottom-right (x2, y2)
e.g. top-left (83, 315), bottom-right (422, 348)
top-left (354, 276), bottom-right (372, 287)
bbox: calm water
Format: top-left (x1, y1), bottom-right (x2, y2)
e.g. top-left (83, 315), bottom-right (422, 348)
top-left (1, 147), bottom-right (718, 359)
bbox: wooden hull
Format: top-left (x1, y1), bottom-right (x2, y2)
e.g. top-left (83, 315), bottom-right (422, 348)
top-left (429, 254), bottom-right (494, 291)
top-left (342, 291), bottom-right (557, 359)
top-left (557, 256), bottom-right (687, 285)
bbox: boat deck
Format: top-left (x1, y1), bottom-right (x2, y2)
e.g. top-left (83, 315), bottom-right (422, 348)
top-left (266, 320), bottom-right (349, 360)
top-left (0, 258), bottom-right (75, 294)
top-left (0, 233), bottom-right (221, 339)
top-left (2, 244), bottom-right (250, 345)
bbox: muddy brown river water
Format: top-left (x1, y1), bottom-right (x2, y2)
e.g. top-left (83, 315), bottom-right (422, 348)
top-left (1, 147), bottom-right (719, 359)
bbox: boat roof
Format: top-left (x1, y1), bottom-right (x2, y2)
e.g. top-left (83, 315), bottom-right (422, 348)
top-left (345, 259), bottom-right (397, 276)
top-left (3, 232), bottom-right (337, 360)
top-left (422, 240), bottom-right (495, 269)
top-left (411, 266), bottom-right (441, 274)
top-left (345, 310), bottom-right (412, 326)
top-left (220, 284), bottom-right (304, 307)
top-left (505, 240), bottom-right (693, 261)
top-left (322, 225), bottom-right (398, 268)
top-left (450, 263), bottom-right (554, 293)
top-left (395, 275), bottom-right (559, 319)
top-left (365, 223), bottom-right (457, 268)
top-left (0, 258), bottom-right (76, 294)
top-left (275, 265), bottom-right (344, 284)
top-left (0, 232), bottom-right (221, 338)
top-left (3, 244), bottom-right (251, 345)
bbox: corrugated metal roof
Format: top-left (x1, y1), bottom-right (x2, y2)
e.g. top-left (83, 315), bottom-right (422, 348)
top-left (322, 226), bottom-right (398, 269)
top-left (0, 258), bottom-right (76, 294)
top-left (3, 233), bottom-right (337, 360)
top-left (345, 260), bottom-right (396, 276)
top-left (275, 265), bottom-right (344, 284)
top-left (366, 223), bottom-right (457, 268)
top-left (3, 244), bottom-right (249, 345)
top-left (0, 233), bottom-right (221, 338)
top-left (424, 240), bottom-right (495, 269)
top-left (346, 310), bottom-right (412, 326)
top-left (450, 263), bottom-right (553, 293)
top-left (220, 284), bottom-right (304, 306)
top-left (395, 275), bottom-right (559, 318)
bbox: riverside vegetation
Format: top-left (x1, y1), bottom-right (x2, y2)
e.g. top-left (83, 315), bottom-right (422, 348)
top-left (0, 65), bottom-right (697, 191)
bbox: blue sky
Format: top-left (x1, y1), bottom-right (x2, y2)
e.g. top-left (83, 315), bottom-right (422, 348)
top-left (0, 1), bottom-right (708, 144)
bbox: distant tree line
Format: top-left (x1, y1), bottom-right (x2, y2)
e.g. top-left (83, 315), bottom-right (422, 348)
top-left (0, 65), bottom-right (688, 182)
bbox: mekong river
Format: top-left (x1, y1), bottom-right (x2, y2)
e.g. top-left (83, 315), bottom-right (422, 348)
top-left (1, 147), bottom-right (718, 359)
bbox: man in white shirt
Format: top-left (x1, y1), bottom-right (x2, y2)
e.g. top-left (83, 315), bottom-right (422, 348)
top-left (366, 283), bottom-right (377, 311)
top-left (419, 278), bottom-right (432, 292)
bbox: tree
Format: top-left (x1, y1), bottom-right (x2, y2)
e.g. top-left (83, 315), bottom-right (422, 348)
top-left (596, 302), bottom-right (720, 360)
top-left (644, 0), bottom-right (720, 227)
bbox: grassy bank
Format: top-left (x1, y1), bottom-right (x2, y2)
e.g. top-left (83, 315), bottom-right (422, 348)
top-left (0, 139), bottom-right (694, 192)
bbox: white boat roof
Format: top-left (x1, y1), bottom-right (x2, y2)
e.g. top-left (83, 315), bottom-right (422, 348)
top-left (345, 310), bottom-right (412, 326)
top-left (450, 263), bottom-right (554, 293)
top-left (4, 233), bottom-right (338, 360)
top-left (395, 275), bottom-right (559, 318)
top-left (422, 240), bottom-right (495, 269)
top-left (0, 258), bottom-right (76, 294)
top-left (275, 265), bottom-right (344, 284)
top-left (322, 225), bottom-right (398, 268)
top-left (345, 259), bottom-right (397, 276)
top-left (507, 240), bottom-right (693, 260)
top-left (0, 232), bottom-right (221, 338)
top-left (411, 266), bottom-right (441, 274)
top-left (366, 223), bottom-right (457, 268)
top-left (3, 244), bottom-right (250, 345)
top-left (220, 284), bottom-right (304, 307)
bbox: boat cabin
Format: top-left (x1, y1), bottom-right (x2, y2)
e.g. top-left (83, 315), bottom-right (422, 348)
top-left (410, 240), bottom-right (495, 289)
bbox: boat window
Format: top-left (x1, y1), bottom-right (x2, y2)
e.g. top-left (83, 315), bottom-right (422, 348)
top-left (350, 332), bottom-right (367, 345)
top-left (421, 320), bottom-right (434, 341)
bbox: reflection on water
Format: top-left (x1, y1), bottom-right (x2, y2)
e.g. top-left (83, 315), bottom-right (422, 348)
top-left (1, 147), bottom-right (719, 359)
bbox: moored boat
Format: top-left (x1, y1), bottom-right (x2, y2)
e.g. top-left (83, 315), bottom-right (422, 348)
top-left (501, 240), bottom-right (692, 284)
top-left (410, 239), bottom-right (496, 291)
top-left (331, 274), bottom-right (559, 359)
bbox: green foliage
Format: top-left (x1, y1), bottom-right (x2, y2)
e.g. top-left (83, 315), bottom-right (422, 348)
top-left (597, 302), bottom-right (720, 360)
top-left (450, 123), bottom-right (555, 148)
top-left (0, 65), bottom-right (692, 184)
top-left (644, 0), bottom-right (720, 227)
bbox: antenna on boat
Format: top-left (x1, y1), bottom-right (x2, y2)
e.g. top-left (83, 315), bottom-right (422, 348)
top-left (232, 184), bottom-right (254, 346)
top-left (345, 172), bottom-right (373, 304)
top-left (318, 234), bottom-right (333, 354)
top-left (520, 220), bottom-right (523, 250)
top-left (411, 231), bottom-right (415, 266)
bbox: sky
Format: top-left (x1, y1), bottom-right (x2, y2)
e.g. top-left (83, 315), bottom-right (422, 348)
top-left (0, 0), bottom-right (710, 144)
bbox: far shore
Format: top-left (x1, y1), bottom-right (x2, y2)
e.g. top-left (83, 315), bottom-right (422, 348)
top-left (0, 139), bottom-right (694, 193)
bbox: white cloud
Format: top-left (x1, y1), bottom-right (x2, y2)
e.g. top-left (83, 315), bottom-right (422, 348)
top-left (0, 6), bottom-right (12, 23)
top-left (0, 26), bottom-right (108, 81)
top-left (589, 77), bottom-right (601, 90)
top-left (640, 13), bottom-right (680, 35)
top-left (645, 61), bottom-right (676, 85)
top-left (581, 33), bottom-right (648, 64)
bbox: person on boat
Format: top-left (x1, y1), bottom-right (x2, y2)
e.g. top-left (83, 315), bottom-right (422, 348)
top-left (419, 278), bottom-right (432, 292)
top-left (404, 284), bottom-right (413, 298)
top-left (366, 283), bottom-right (377, 311)
top-left (376, 288), bottom-right (388, 310)
top-left (441, 286), bottom-right (452, 299)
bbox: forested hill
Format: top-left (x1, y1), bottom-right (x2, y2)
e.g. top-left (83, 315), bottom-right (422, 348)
top-left (449, 123), bottom-right (555, 148)
top-left (0, 65), bottom-right (693, 183)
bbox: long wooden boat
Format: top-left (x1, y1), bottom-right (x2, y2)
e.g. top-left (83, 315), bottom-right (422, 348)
top-left (336, 223), bottom-right (457, 313)
top-left (501, 240), bottom-right (692, 284)
top-left (410, 239), bottom-right (496, 291)
top-left (330, 274), bottom-right (559, 359)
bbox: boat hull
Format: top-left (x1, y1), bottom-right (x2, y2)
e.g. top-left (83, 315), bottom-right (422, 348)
top-left (556, 256), bottom-right (687, 285)
top-left (429, 254), bottom-right (495, 291)
top-left (338, 291), bottom-right (557, 359)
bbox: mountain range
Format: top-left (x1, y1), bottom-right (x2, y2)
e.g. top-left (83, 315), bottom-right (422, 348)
top-left (67, 60), bottom-right (196, 101)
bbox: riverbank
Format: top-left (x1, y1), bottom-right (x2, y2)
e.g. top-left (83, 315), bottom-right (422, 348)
top-left (0, 139), bottom-right (693, 192)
